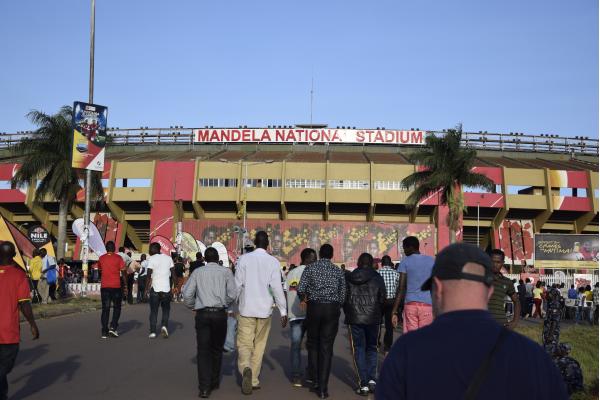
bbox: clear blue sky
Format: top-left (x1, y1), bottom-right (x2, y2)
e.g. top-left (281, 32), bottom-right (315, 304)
top-left (1, 0), bottom-right (598, 137)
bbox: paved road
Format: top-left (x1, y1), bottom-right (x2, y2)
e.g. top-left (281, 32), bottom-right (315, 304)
top-left (9, 303), bottom-right (396, 400)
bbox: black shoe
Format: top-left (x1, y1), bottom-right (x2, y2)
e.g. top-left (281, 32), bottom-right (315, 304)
top-left (309, 385), bottom-right (320, 393)
top-left (241, 367), bottom-right (252, 395)
top-left (211, 382), bottom-right (220, 391)
top-left (317, 391), bottom-right (329, 399)
top-left (252, 385), bottom-right (261, 390)
top-left (292, 376), bottom-right (303, 387)
top-left (199, 389), bottom-right (210, 398)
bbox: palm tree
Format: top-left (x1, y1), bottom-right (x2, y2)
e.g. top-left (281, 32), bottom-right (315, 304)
top-left (401, 126), bottom-right (495, 243)
top-left (10, 106), bottom-right (104, 259)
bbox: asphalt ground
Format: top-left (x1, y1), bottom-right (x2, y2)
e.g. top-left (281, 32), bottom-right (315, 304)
top-left (9, 302), bottom-right (396, 400)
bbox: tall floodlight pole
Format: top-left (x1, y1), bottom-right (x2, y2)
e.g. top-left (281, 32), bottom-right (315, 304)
top-left (81, 0), bottom-right (95, 296)
top-left (476, 201), bottom-right (480, 247)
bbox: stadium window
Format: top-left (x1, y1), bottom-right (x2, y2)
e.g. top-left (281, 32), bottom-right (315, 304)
top-left (463, 185), bottom-right (498, 194)
top-left (0, 180), bottom-right (11, 189)
top-left (101, 179), bottom-right (110, 187)
top-left (198, 178), bottom-right (237, 187)
top-left (115, 178), bottom-right (151, 188)
top-left (285, 179), bottom-right (325, 189)
top-left (373, 181), bottom-right (408, 191)
top-left (595, 189), bottom-right (599, 198)
top-left (328, 180), bottom-right (369, 190)
top-left (507, 185), bottom-right (543, 195)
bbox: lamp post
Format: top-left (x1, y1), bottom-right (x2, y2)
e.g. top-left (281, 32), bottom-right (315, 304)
top-left (81, 0), bottom-right (96, 297)
top-left (477, 201), bottom-right (480, 247)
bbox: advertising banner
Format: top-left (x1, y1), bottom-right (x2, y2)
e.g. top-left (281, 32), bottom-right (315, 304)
top-left (534, 234), bottom-right (599, 269)
top-left (71, 101), bottom-right (108, 171)
top-left (182, 219), bottom-right (435, 267)
top-left (194, 128), bottom-right (426, 145)
top-left (0, 215), bottom-right (26, 269)
top-left (27, 225), bottom-right (51, 248)
top-left (150, 235), bottom-right (176, 256)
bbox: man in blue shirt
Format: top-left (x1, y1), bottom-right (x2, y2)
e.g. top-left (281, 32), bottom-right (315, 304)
top-left (377, 243), bottom-right (568, 400)
top-left (390, 236), bottom-right (434, 332)
top-left (568, 284), bottom-right (578, 300)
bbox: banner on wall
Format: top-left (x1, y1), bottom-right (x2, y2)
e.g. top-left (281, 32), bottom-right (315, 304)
top-left (182, 219), bottom-right (436, 266)
top-left (534, 234), bottom-right (599, 269)
top-left (0, 215), bottom-right (26, 269)
top-left (194, 128), bottom-right (426, 145)
top-left (574, 274), bottom-right (593, 288)
top-left (498, 219), bottom-right (534, 265)
top-left (71, 101), bottom-right (108, 171)
top-left (150, 235), bottom-right (176, 256)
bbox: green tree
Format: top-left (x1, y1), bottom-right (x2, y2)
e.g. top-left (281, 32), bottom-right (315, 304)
top-left (401, 126), bottom-right (495, 243)
top-left (10, 106), bottom-right (104, 259)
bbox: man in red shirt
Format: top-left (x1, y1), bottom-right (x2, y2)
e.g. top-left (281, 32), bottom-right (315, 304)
top-left (0, 241), bottom-right (39, 400)
top-left (97, 241), bottom-right (127, 339)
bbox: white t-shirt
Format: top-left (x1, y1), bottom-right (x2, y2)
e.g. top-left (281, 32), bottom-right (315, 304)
top-left (148, 254), bottom-right (174, 292)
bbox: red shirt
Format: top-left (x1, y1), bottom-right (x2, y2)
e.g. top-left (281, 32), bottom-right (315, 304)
top-left (98, 253), bottom-right (125, 289)
top-left (0, 264), bottom-right (31, 344)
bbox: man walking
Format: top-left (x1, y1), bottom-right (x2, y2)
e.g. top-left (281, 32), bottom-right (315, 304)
top-left (377, 255), bottom-right (399, 354)
top-left (40, 248), bottom-right (57, 302)
top-left (117, 247), bottom-right (133, 304)
top-left (297, 244), bottom-right (346, 399)
top-left (377, 243), bottom-right (568, 400)
top-left (235, 231), bottom-right (287, 395)
top-left (29, 249), bottom-right (42, 303)
top-left (344, 253), bottom-right (386, 396)
top-left (145, 242), bottom-right (175, 339)
top-left (136, 254), bottom-right (148, 303)
top-left (97, 241), bottom-right (127, 338)
top-left (490, 249), bottom-right (520, 329)
top-left (0, 242), bottom-right (39, 400)
top-left (183, 247), bottom-right (237, 398)
top-left (391, 237), bottom-right (434, 332)
top-left (189, 252), bottom-right (205, 275)
top-left (285, 247), bottom-right (317, 387)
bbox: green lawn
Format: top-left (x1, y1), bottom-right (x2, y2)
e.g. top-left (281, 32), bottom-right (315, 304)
top-left (516, 322), bottom-right (598, 400)
top-left (31, 297), bottom-right (100, 318)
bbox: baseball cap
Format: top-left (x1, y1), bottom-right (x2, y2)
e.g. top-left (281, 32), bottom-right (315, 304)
top-left (421, 243), bottom-right (494, 291)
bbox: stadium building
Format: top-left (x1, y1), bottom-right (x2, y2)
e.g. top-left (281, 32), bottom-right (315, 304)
top-left (0, 127), bottom-right (598, 270)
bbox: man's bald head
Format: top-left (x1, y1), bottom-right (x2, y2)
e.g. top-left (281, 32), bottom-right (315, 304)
top-left (0, 242), bottom-right (17, 265)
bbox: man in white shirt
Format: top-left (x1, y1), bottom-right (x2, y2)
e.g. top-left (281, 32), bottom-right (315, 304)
top-left (144, 243), bottom-right (175, 339)
top-left (235, 231), bottom-right (287, 395)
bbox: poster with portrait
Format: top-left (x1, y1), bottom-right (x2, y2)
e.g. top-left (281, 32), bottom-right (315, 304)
top-left (71, 101), bottom-right (108, 171)
top-left (182, 219), bottom-right (435, 267)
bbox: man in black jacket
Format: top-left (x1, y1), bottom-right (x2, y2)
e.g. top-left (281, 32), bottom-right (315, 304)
top-left (344, 253), bottom-right (386, 396)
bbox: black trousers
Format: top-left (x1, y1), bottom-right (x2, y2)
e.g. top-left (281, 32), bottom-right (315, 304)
top-left (137, 276), bottom-right (147, 303)
top-left (127, 274), bottom-right (134, 304)
top-left (48, 283), bottom-right (57, 300)
top-left (149, 289), bottom-right (171, 334)
top-left (306, 302), bottom-right (341, 392)
top-left (0, 344), bottom-right (19, 400)
top-left (382, 299), bottom-right (395, 351)
top-left (101, 288), bottom-right (123, 334)
top-left (195, 309), bottom-right (228, 391)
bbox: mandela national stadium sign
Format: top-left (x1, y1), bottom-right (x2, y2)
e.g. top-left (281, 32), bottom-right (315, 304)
top-left (193, 128), bottom-right (426, 145)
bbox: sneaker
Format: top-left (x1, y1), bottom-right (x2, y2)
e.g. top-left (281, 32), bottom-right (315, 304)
top-left (368, 380), bottom-right (376, 393)
top-left (241, 367), bottom-right (252, 395)
top-left (292, 376), bottom-right (303, 387)
top-left (149, 333), bottom-right (157, 339)
top-left (101, 334), bottom-right (108, 339)
top-left (161, 326), bottom-right (169, 338)
top-left (356, 386), bottom-right (369, 396)
top-left (108, 329), bottom-right (119, 338)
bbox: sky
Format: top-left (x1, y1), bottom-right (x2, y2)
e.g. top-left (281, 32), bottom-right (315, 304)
top-left (0, 0), bottom-right (598, 137)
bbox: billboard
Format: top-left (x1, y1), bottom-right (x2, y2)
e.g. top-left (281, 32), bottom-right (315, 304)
top-left (194, 128), bottom-right (426, 145)
top-left (498, 220), bottom-right (534, 265)
top-left (71, 101), bottom-right (108, 171)
top-left (534, 234), bottom-right (599, 269)
top-left (27, 225), bottom-right (51, 248)
top-left (182, 219), bottom-right (436, 266)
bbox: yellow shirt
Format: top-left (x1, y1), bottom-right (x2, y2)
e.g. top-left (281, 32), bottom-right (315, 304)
top-left (533, 287), bottom-right (543, 300)
top-left (30, 256), bottom-right (42, 280)
top-left (585, 291), bottom-right (593, 301)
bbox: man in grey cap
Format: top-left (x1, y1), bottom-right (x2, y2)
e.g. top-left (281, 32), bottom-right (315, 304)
top-left (377, 243), bottom-right (568, 400)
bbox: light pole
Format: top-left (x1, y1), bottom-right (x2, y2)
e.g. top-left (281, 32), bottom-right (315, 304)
top-left (219, 158), bottom-right (274, 251)
top-left (476, 201), bottom-right (480, 247)
top-left (81, 0), bottom-right (96, 296)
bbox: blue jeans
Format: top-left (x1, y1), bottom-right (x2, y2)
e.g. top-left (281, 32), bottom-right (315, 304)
top-left (224, 314), bottom-right (237, 351)
top-left (290, 319), bottom-right (306, 377)
top-left (349, 324), bottom-right (379, 387)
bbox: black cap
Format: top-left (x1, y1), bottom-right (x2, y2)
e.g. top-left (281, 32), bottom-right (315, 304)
top-left (421, 243), bottom-right (494, 291)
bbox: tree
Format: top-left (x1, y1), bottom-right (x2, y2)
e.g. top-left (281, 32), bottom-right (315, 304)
top-left (11, 106), bottom-right (104, 259)
top-left (401, 126), bottom-right (495, 243)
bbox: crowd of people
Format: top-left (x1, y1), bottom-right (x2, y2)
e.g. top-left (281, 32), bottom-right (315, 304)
top-left (0, 229), bottom-right (591, 399)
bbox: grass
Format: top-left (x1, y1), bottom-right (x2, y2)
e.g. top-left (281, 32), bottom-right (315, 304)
top-left (32, 296), bottom-right (101, 317)
top-left (515, 321), bottom-right (598, 400)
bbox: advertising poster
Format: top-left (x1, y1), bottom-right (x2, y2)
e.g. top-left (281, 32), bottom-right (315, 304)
top-left (534, 234), bottom-right (599, 269)
top-left (150, 235), bottom-right (176, 256)
top-left (182, 219), bottom-right (435, 267)
top-left (574, 274), bottom-right (593, 288)
top-left (71, 101), bottom-right (108, 171)
top-left (27, 225), bottom-right (50, 248)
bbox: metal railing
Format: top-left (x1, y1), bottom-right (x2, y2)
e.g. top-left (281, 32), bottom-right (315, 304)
top-left (0, 127), bottom-right (597, 155)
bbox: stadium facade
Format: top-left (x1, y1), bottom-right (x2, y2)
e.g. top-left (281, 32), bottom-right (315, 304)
top-left (0, 127), bottom-right (598, 269)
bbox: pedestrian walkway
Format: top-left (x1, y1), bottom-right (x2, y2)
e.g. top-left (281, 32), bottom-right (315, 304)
top-left (10, 303), bottom-right (395, 399)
